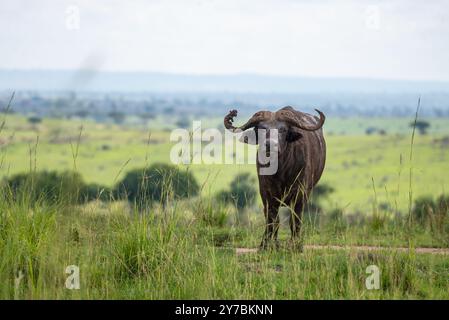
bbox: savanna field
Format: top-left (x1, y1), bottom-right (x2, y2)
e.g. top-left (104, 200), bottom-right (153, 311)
top-left (1, 113), bottom-right (448, 299)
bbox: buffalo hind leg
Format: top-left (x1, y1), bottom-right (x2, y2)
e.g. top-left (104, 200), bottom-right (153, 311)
top-left (260, 202), bottom-right (280, 250)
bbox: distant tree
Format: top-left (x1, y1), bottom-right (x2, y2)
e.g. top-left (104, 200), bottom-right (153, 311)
top-left (73, 110), bottom-right (90, 118)
top-left (411, 120), bottom-right (430, 135)
top-left (175, 117), bottom-right (190, 129)
top-left (144, 104), bottom-right (155, 113)
top-left (312, 183), bottom-right (335, 199)
top-left (140, 112), bottom-right (156, 127)
top-left (140, 112), bottom-right (155, 121)
top-left (27, 116), bottom-right (42, 125)
top-left (108, 111), bottom-right (126, 124)
top-left (163, 107), bottom-right (175, 115)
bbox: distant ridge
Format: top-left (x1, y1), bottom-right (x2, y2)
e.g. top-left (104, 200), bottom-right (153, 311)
top-left (1, 69), bottom-right (448, 93)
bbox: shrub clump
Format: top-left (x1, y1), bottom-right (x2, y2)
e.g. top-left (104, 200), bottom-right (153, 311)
top-left (81, 182), bottom-right (111, 202)
top-left (114, 163), bottom-right (199, 207)
top-left (413, 196), bottom-right (436, 224)
top-left (5, 170), bottom-right (83, 205)
top-left (412, 195), bottom-right (449, 232)
top-left (216, 173), bottom-right (257, 211)
top-left (3, 170), bottom-right (109, 205)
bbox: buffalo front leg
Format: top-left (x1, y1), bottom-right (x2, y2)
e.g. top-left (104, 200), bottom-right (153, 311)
top-left (260, 202), bottom-right (280, 250)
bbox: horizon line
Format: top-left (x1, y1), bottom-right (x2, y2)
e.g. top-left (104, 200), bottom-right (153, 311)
top-left (2, 68), bottom-right (449, 84)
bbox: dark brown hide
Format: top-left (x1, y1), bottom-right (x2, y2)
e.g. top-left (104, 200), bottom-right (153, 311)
top-left (224, 106), bottom-right (326, 250)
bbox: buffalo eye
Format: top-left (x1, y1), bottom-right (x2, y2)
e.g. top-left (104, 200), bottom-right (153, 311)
top-left (286, 129), bottom-right (302, 142)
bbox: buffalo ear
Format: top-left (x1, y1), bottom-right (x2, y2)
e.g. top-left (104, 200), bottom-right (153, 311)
top-left (286, 128), bottom-right (302, 142)
top-left (238, 128), bottom-right (258, 145)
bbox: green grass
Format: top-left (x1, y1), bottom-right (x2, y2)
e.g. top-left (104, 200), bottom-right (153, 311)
top-left (1, 114), bottom-right (449, 212)
top-left (0, 114), bottom-right (448, 299)
top-left (0, 195), bottom-right (447, 299)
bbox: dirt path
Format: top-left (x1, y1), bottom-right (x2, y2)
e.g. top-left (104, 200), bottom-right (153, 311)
top-left (236, 245), bottom-right (449, 255)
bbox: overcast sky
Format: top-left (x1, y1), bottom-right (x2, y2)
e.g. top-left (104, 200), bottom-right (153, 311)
top-left (1, 0), bottom-right (448, 80)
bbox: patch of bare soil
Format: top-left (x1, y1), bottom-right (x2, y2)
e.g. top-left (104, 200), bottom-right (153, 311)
top-left (236, 245), bottom-right (449, 255)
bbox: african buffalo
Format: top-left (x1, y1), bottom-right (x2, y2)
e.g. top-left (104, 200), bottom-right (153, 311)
top-left (224, 106), bottom-right (326, 250)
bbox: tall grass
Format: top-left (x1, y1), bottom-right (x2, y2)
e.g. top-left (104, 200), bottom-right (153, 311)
top-left (0, 193), bottom-right (57, 299)
top-left (0, 183), bottom-right (447, 299)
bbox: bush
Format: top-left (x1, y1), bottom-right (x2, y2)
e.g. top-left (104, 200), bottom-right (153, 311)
top-left (304, 183), bottom-right (335, 224)
top-left (327, 208), bottom-right (347, 234)
top-left (114, 163), bottom-right (199, 207)
top-left (412, 195), bottom-right (449, 231)
top-left (216, 173), bottom-right (257, 211)
top-left (309, 183), bottom-right (334, 209)
top-left (4, 170), bottom-right (86, 205)
top-left (411, 120), bottom-right (430, 135)
top-left (412, 196), bottom-right (435, 224)
top-left (108, 111), bottom-right (126, 124)
top-left (436, 195), bottom-right (449, 216)
top-left (27, 116), bottom-right (42, 125)
top-left (175, 117), bottom-right (190, 129)
top-left (80, 183), bottom-right (111, 202)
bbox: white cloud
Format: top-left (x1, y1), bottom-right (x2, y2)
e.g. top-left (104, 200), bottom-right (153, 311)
top-left (0, 0), bottom-right (448, 80)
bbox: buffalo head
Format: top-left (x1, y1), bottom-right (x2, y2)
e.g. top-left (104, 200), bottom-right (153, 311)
top-left (223, 106), bottom-right (325, 153)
